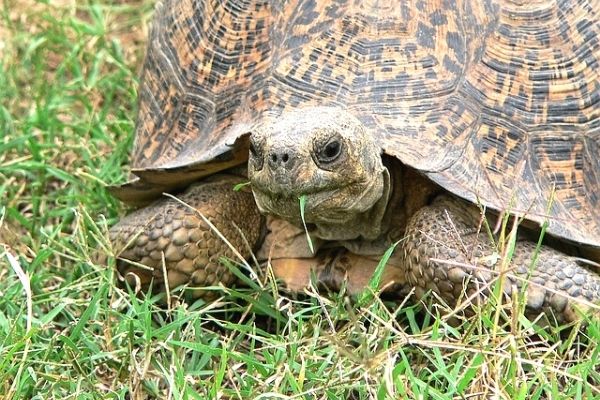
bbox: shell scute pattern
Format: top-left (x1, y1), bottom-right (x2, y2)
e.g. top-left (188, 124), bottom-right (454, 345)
top-left (133, 0), bottom-right (273, 170)
top-left (120, 0), bottom-right (600, 246)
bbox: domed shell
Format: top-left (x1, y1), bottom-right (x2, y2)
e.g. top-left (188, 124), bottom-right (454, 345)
top-left (113, 0), bottom-right (600, 248)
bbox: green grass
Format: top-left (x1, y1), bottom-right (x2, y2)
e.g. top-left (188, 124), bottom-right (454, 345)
top-left (0, 1), bottom-right (599, 399)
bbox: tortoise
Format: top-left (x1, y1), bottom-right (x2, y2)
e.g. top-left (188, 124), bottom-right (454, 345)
top-left (109, 0), bottom-right (600, 322)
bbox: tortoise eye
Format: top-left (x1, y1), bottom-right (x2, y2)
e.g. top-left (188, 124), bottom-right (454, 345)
top-left (316, 139), bottom-right (343, 165)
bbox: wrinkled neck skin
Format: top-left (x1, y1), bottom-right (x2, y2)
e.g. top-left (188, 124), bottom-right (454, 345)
top-left (311, 166), bottom-right (391, 243)
top-left (312, 158), bottom-right (436, 256)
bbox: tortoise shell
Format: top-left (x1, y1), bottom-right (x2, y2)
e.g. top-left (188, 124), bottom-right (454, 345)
top-left (113, 0), bottom-right (600, 248)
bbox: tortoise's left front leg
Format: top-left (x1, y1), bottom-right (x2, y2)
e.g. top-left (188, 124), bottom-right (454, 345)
top-left (401, 195), bottom-right (600, 322)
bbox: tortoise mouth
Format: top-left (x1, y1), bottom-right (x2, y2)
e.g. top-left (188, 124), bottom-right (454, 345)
top-left (250, 173), bottom-right (385, 226)
top-left (253, 187), bottom-right (348, 224)
top-left (250, 173), bottom-right (359, 199)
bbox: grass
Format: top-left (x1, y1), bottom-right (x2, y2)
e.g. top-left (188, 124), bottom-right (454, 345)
top-left (0, 1), bottom-right (599, 399)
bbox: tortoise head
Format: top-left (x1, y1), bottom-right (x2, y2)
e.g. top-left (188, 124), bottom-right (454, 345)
top-left (248, 107), bottom-right (388, 232)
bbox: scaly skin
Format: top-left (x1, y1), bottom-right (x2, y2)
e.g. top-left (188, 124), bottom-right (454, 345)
top-left (401, 195), bottom-right (600, 323)
top-left (110, 175), bottom-right (263, 299)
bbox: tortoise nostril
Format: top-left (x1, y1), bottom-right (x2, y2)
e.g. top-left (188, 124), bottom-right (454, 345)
top-left (268, 149), bottom-right (296, 170)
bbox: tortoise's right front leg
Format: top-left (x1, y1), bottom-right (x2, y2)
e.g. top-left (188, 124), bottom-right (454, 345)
top-left (109, 175), bottom-right (263, 299)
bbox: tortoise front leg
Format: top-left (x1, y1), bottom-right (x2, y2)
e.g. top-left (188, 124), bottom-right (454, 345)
top-left (401, 195), bottom-right (600, 322)
top-left (109, 175), bottom-right (263, 299)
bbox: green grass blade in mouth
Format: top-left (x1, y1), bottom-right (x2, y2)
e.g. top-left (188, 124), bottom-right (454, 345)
top-left (299, 194), bottom-right (315, 254)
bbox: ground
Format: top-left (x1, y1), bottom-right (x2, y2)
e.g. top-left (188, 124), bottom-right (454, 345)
top-left (0, 1), bottom-right (599, 399)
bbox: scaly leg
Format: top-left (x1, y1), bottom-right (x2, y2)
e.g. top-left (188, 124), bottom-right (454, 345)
top-left (401, 195), bottom-right (600, 322)
top-left (109, 175), bottom-right (263, 298)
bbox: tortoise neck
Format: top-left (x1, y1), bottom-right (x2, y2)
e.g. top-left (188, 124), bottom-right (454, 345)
top-left (384, 159), bottom-right (442, 240)
top-left (309, 165), bottom-right (392, 244)
top-left (329, 159), bottom-right (442, 256)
